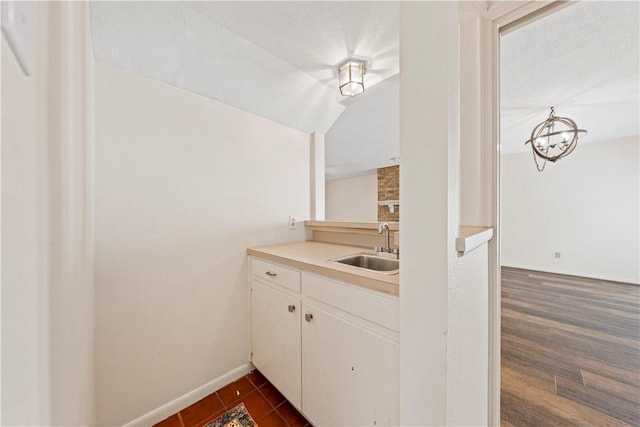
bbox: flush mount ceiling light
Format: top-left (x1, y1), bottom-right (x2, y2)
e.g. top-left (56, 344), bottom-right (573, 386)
top-left (338, 60), bottom-right (366, 97)
top-left (524, 107), bottom-right (587, 172)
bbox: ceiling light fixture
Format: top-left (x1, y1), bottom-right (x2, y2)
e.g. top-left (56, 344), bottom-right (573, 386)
top-left (524, 107), bottom-right (587, 171)
top-left (338, 60), bottom-right (366, 97)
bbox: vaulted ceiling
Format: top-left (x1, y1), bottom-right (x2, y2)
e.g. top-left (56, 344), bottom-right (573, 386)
top-left (90, 1), bottom-right (638, 180)
top-left (90, 1), bottom-right (399, 180)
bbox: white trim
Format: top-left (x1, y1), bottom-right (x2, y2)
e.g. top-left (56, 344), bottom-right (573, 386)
top-left (456, 226), bottom-right (494, 257)
top-left (480, 2), bottom-right (569, 425)
top-left (122, 363), bottom-right (254, 427)
top-left (487, 15), bottom-right (501, 427)
top-left (485, 1), bottom-right (556, 24)
top-left (48, 2), bottom-right (95, 424)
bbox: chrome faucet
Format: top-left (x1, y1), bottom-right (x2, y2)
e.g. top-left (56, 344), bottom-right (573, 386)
top-left (378, 222), bottom-right (391, 252)
top-left (376, 222), bottom-right (398, 258)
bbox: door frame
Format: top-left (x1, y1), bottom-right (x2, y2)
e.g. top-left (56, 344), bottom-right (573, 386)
top-left (478, 1), bottom-right (573, 425)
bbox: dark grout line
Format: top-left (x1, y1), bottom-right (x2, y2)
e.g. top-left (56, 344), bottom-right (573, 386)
top-left (154, 370), bottom-right (306, 427)
top-left (214, 391), bottom-right (226, 411)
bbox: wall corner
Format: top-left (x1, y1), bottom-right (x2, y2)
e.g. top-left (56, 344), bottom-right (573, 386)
top-left (310, 132), bottom-right (325, 221)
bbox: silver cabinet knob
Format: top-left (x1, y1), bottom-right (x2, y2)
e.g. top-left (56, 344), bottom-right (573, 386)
top-left (288, 304), bottom-right (295, 313)
top-left (265, 271), bottom-right (277, 277)
top-left (305, 313), bottom-right (313, 322)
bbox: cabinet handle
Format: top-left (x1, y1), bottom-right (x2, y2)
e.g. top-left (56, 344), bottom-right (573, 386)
top-left (305, 313), bottom-right (313, 322)
top-left (288, 304), bottom-right (296, 313)
top-left (265, 271), bottom-right (277, 277)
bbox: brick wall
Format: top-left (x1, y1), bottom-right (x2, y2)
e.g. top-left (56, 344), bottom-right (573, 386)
top-left (377, 165), bottom-right (399, 221)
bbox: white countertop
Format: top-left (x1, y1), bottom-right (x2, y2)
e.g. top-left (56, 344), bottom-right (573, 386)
top-left (248, 241), bottom-right (399, 296)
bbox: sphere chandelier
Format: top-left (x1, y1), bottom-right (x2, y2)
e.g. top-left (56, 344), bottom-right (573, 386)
top-left (524, 107), bottom-right (587, 171)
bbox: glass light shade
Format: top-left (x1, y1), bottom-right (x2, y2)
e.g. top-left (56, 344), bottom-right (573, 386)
top-left (339, 61), bottom-right (365, 97)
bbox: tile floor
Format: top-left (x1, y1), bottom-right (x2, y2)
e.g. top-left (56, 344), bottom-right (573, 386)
top-left (153, 370), bottom-right (311, 427)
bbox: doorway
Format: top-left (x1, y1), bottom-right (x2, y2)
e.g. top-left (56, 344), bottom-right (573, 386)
top-left (498, 1), bottom-right (640, 425)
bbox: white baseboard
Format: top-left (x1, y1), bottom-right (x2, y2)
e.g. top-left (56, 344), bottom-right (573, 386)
top-left (123, 363), bottom-right (254, 427)
top-left (501, 263), bottom-right (640, 285)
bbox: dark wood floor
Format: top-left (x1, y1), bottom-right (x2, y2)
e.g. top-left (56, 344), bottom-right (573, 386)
top-left (501, 267), bottom-right (640, 426)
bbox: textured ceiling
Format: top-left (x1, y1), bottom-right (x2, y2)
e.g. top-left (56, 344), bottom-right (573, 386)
top-left (500, 1), bottom-right (639, 154)
top-left (90, 1), bottom-right (638, 180)
top-left (187, 1), bottom-right (399, 95)
top-left (90, 1), bottom-right (399, 181)
top-left (89, 1), bottom-right (398, 136)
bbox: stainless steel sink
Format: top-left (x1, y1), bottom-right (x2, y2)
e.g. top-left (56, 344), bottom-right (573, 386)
top-left (329, 253), bottom-right (399, 275)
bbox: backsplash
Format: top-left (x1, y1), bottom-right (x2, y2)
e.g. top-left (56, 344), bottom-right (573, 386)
top-left (378, 165), bottom-right (399, 221)
top-left (306, 221), bottom-right (399, 250)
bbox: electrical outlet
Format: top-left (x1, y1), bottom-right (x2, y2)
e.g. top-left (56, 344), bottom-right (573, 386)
top-left (555, 251), bottom-right (561, 259)
top-left (289, 216), bottom-right (297, 230)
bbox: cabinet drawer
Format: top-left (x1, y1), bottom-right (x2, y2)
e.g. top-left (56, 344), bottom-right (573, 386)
top-left (303, 273), bottom-right (399, 332)
top-left (251, 257), bottom-right (301, 293)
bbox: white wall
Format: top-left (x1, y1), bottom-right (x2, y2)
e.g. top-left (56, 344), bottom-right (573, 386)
top-left (2, 27), bottom-right (52, 427)
top-left (94, 62), bottom-right (310, 426)
top-left (2, 3), bottom-right (95, 425)
top-left (400, 2), bottom-right (489, 425)
top-left (400, 3), bottom-right (450, 423)
top-left (446, 245), bottom-right (489, 425)
top-left (325, 172), bottom-right (378, 221)
top-left (310, 133), bottom-right (326, 221)
top-left (502, 138), bottom-right (640, 284)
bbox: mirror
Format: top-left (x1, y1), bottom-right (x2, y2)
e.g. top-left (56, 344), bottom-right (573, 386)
top-left (325, 74), bottom-right (400, 222)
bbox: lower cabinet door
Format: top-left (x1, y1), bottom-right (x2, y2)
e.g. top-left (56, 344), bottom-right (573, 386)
top-left (301, 302), bottom-right (399, 426)
top-left (251, 280), bottom-right (302, 409)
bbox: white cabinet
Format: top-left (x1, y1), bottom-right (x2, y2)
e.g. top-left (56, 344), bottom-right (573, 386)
top-left (250, 265), bottom-right (302, 409)
top-left (302, 301), bottom-right (399, 426)
top-left (250, 256), bottom-right (399, 426)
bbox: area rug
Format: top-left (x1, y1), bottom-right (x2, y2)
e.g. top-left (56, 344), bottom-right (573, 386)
top-left (205, 403), bottom-right (257, 427)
